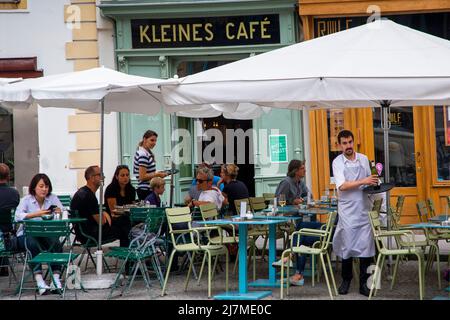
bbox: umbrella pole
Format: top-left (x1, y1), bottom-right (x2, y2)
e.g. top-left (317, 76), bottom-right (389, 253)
top-left (381, 100), bottom-right (393, 276)
top-left (96, 98), bottom-right (105, 276)
top-left (169, 113), bottom-right (176, 207)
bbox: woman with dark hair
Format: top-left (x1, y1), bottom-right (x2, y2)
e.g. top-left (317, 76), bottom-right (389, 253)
top-left (15, 173), bottom-right (64, 295)
top-left (104, 165), bottom-right (136, 216)
top-left (133, 130), bottom-right (168, 200)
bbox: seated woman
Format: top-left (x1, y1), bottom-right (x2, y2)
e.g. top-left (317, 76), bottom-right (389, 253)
top-left (144, 177), bottom-right (165, 207)
top-left (15, 173), bottom-right (64, 295)
top-left (220, 164), bottom-right (249, 215)
top-left (104, 165), bottom-right (136, 217)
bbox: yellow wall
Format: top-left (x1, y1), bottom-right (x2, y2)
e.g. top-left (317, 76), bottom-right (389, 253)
top-left (0, 0), bottom-right (27, 10)
top-left (65, 0), bottom-right (100, 188)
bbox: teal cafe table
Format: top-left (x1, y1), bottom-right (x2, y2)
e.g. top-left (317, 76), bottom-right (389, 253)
top-left (196, 218), bottom-right (283, 300)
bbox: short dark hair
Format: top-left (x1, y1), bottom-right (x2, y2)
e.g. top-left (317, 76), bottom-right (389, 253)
top-left (337, 130), bottom-right (354, 144)
top-left (85, 165), bottom-right (100, 181)
top-left (0, 163), bottom-right (10, 181)
top-left (29, 173), bottom-right (53, 196)
top-left (287, 159), bottom-right (305, 177)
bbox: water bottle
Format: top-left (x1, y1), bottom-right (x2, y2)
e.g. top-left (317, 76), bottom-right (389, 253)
top-left (62, 209), bottom-right (69, 220)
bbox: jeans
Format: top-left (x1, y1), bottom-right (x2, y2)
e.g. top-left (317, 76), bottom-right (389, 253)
top-left (16, 236), bottom-right (63, 274)
top-left (293, 220), bottom-right (323, 274)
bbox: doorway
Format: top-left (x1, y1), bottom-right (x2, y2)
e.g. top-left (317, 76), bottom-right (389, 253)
top-left (202, 116), bottom-right (255, 197)
top-left (175, 59), bottom-right (256, 196)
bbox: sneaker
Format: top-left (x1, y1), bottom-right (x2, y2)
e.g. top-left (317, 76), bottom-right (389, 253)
top-left (50, 278), bottom-right (63, 292)
top-left (272, 257), bottom-right (293, 268)
top-left (37, 282), bottom-right (51, 296)
top-left (289, 274), bottom-right (305, 286)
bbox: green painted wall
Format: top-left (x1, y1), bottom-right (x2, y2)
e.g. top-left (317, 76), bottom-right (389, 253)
top-left (100, 0), bottom-right (304, 203)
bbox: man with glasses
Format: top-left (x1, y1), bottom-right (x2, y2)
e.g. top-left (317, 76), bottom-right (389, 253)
top-left (190, 166), bottom-right (224, 209)
top-left (70, 165), bottom-right (131, 248)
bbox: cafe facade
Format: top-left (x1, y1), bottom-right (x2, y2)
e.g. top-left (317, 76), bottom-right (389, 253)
top-left (298, 0), bottom-right (450, 223)
top-left (99, 0), bottom-right (304, 203)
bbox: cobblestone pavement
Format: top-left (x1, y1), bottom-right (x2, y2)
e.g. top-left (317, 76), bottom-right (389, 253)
top-left (1, 246), bottom-right (448, 301)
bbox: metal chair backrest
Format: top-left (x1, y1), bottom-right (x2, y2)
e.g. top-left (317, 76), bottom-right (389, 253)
top-left (165, 207), bottom-right (193, 247)
top-left (368, 210), bottom-right (386, 252)
top-left (199, 203), bottom-right (218, 220)
top-left (234, 198), bottom-right (249, 214)
top-left (249, 197), bottom-right (266, 212)
top-left (447, 196), bottom-right (450, 209)
top-left (130, 207), bottom-right (153, 224)
top-left (416, 201), bottom-right (429, 222)
top-left (396, 195), bottom-right (405, 215)
top-left (57, 195), bottom-right (72, 208)
top-left (371, 198), bottom-right (383, 214)
top-left (23, 220), bottom-right (71, 252)
top-left (262, 193), bottom-right (275, 204)
top-left (426, 198), bottom-right (436, 217)
top-left (145, 207), bottom-right (166, 235)
top-left (319, 211), bottom-right (338, 252)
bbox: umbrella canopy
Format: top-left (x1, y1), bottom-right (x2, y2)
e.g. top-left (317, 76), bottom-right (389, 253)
top-left (0, 78), bottom-right (22, 85)
top-left (0, 67), bottom-right (169, 114)
top-left (158, 19), bottom-right (450, 109)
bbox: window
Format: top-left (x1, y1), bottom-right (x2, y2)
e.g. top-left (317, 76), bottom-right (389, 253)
top-left (434, 106), bottom-right (450, 181)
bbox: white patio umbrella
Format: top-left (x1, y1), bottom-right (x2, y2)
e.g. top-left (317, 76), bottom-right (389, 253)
top-left (0, 67), bottom-right (171, 277)
top-left (157, 19), bottom-right (450, 270)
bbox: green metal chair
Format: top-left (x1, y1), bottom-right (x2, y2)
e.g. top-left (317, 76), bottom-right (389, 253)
top-left (367, 210), bottom-right (425, 300)
top-left (57, 194), bottom-right (72, 208)
top-left (69, 209), bottom-right (114, 272)
top-left (106, 211), bottom-right (165, 299)
top-left (416, 201), bottom-right (429, 222)
top-left (18, 220), bottom-right (79, 299)
top-left (161, 207), bottom-right (229, 298)
top-left (427, 198), bottom-right (436, 217)
top-left (199, 203), bottom-right (238, 276)
top-left (280, 211), bottom-right (338, 300)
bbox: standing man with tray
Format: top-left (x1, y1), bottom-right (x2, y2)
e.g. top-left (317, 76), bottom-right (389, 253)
top-left (332, 130), bottom-right (378, 296)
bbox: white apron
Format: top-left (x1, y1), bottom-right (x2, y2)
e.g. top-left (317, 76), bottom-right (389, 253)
top-left (332, 160), bottom-right (375, 259)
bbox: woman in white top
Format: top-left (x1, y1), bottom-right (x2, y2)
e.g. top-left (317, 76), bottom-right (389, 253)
top-left (15, 173), bottom-right (64, 295)
top-left (133, 130), bottom-right (168, 200)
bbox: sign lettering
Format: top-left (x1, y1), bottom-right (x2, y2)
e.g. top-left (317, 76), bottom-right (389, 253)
top-left (131, 15), bottom-right (280, 48)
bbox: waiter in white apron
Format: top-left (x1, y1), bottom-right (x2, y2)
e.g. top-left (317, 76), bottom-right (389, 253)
top-left (332, 130), bottom-right (378, 296)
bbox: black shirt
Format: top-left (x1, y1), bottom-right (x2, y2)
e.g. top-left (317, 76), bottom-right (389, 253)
top-left (0, 183), bottom-right (20, 232)
top-left (222, 180), bottom-right (249, 214)
top-left (70, 186), bottom-right (99, 229)
top-left (104, 183), bottom-right (136, 214)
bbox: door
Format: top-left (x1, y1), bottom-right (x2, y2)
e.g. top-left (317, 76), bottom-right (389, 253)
top-left (372, 106), bottom-right (426, 224)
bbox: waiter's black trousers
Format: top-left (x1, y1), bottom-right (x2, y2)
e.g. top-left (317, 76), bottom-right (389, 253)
top-left (342, 257), bottom-right (373, 286)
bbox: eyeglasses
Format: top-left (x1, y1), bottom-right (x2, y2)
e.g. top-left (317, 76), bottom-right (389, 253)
top-left (196, 179), bottom-right (210, 184)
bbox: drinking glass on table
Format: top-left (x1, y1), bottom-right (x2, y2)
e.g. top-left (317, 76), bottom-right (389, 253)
top-left (278, 194), bottom-right (286, 208)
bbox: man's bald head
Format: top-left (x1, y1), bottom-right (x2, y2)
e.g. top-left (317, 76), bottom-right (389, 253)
top-left (0, 163), bottom-right (10, 182)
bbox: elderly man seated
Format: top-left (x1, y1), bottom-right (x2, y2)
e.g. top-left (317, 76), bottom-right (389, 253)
top-left (190, 165), bottom-right (224, 209)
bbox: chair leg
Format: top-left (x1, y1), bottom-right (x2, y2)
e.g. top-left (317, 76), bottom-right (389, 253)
top-left (185, 252), bottom-right (196, 291)
top-left (161, 250), bottom-right (176, 296)
top-left (280, 250), bottom-right (290, 299)
top-left (225, 251), bottom-right (229, 293)
top-left (325, 252), bottom-right (338, 296)
top-left (211, 255), bottom-right (219, 282)
top-left (369, 254), bottom-right (383, 300)
top-left (430, 243), bottom-right (441, 289)
top-left (261, 235), bottom-right (268, 261)
top-left (416, 253), bottom-right (424, 300)
top-left (391, 255), bottom-right (400, 290)
top-left (232, 252), bottom-right (239, 274)
top-left (18, 254), bottom-right (29, 300)
top-left (108, 258), bottom-right (127, 299)
top-left (207, 251), bottom-right (212, 298)
top-left (197, 253), bottom-right (206, 286)
top-left (311, 255), bottom-right (315, 287)
top-left (374, 255), bottom-right (385, 297)
top-left (320, 254), bottom-right (333, 300)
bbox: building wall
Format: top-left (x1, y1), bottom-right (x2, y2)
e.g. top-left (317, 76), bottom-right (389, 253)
top-left (0, 0), bottom-right (75, 194)
top-left (100, 0), bottom-right (303, 203)
top-left (0, 0), bottom-right (119, 196)
top-left (298, 0), bottom-right (450, 223)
